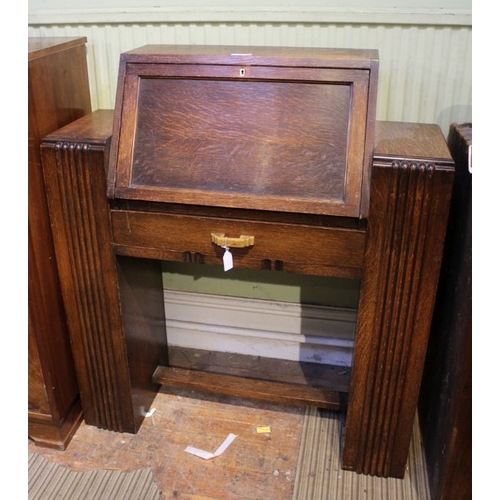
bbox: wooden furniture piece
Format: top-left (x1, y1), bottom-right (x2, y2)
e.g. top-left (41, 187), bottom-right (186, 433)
top-left (418, 123), bottom-right (472, 499)
top-left (40, 45), bottom-right (454, 477)
top-left (28, 37), bottom-right (92, 449)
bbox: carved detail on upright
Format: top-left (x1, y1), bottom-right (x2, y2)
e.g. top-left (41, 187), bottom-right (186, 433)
top-left (342, 158), bottom-right (453, 478)
top-left (41, 138), bottom-right (136, 433)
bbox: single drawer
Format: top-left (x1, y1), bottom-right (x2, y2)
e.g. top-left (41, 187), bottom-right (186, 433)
top-left (111, 210), bottom-right (365, 278)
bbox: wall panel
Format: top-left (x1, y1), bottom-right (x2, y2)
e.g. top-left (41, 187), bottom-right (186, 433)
top-left (28, 8), bottom-right (471, 133)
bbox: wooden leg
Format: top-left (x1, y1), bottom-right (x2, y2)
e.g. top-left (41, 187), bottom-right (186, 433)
top-left (342, 160), bottom-right (454, 478)
top-left (116, 255), bottom-right (168, 424)
top-left (41, 112), bottom-right (167, 433)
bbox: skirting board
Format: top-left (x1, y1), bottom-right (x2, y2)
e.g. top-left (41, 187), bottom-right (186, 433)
top-left (164, 290), bottom-right (357, 367)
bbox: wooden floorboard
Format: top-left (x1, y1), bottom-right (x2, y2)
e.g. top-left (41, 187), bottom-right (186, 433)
top-left (28, 387), bottom-right (305, 499)
top-left (28, 387), bottom-right (429, 499)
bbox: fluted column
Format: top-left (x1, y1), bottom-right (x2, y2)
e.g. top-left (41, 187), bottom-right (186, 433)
top-left (40, 111), bottom-right (137, 432)
top-left (343, 154), bottom-right (454, 477)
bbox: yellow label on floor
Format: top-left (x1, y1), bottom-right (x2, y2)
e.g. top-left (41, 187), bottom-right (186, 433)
top-left (256, 426), bottom-right (271, 434)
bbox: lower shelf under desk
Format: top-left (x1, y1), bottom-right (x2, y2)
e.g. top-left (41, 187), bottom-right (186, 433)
top-left (154, 346), bottom-right (350, 411)
top-left (40, 110), bottom-right (455, 478)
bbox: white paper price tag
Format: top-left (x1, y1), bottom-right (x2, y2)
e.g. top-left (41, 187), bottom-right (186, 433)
top-left (185, 433), bottom-right (237, 460)
top-left (223, 247), bottom-right (233, 271)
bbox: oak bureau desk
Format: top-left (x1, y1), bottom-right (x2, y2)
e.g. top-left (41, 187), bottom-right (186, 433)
top-left (40, 45), bottom-right (454, 478)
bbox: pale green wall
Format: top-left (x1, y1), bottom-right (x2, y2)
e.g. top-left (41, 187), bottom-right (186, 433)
top-left (162, 262), bottom-right (361, 308)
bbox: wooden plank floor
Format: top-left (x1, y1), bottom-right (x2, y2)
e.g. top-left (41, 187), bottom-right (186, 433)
top-left (28, 387), bottom-right (305, 499)
top-left (28, 387), bottom-right (430, 499)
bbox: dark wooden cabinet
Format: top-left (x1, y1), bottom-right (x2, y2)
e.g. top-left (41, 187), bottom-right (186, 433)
top-left (419, 123), bottom-right (472, 499)
top-left (28, 37), bottom-right (92, 449)
top-left (40, 45), bottom-right (454, 477)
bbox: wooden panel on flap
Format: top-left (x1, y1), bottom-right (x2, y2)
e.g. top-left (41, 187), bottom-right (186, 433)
top-left (109, 45), bottom-right (378, 218)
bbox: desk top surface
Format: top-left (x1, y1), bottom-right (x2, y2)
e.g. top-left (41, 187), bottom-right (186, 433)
top-left (120, 44), bottom-right (379, 69)
top-left (28, 37), bottom-right (88, 61)
top-left (374, 121), bottom-right (453, 165)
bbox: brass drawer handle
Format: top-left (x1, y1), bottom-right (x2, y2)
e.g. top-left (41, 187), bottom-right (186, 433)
top-left (211, 233), bottom-right (255, 248)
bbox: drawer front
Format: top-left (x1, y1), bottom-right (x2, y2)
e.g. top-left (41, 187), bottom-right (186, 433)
top-left (111, 210), bottom-right (365, 278)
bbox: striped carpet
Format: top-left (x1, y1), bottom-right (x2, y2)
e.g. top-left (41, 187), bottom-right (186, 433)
top-left (28, 453), bottom-right (161, 500)
top-left (293, 407), bottom-right (430, 500)
top-left (28, 407), bottom-right (429, 499)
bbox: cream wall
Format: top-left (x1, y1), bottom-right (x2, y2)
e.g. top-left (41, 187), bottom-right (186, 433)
top-left (28, 1), bottom-right (472, 133)
top-left (29, 1), bottom-right (472, 8)
top-left (28, 0), bottom-right (472, 307)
